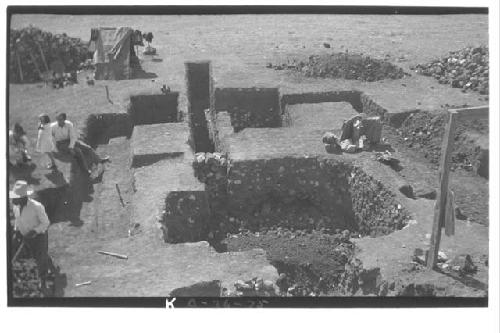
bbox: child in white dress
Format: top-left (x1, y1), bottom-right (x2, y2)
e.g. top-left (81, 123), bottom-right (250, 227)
top-left (36, 114), bottom-right (56, 170)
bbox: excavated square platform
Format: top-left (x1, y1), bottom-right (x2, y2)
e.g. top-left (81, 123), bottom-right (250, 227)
top-left (132, 158), bottom-right (205, 233)
top-left (284, 101), bottom-right (359, 130)
top-left (130, 122), bottom-right (193, 167)
top-left (224, 127), bottom-right (328, 160)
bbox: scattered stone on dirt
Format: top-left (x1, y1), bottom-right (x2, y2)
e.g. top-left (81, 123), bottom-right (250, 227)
top-left (412, 46), bottom-right (489, 95)
top-left (398, 110), bottom-right (488, 175)
top-left (448, 254), bottom-right (478, 274)
top-left (225, 277), bottom-right (279, 296)
top-left (12, 259), bottom-right (44, 298)
top-left (267, 52), bottom-right (409, 82)
top-left (375, 151), bottom-right (401, 169)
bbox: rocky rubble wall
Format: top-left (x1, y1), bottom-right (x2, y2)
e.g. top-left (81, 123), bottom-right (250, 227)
top-left (347, 167), bottom-right (409, 236)
top-left (127, 92), bottom-right (180, 126)
top-left (161, 190), bottom-right (210, 243)
top-left (197, 156), bottom-right (410, 237)
top-left (224, 157), bottom-right (354, 232)
top-left (204, 108), bottom-right (218, 152)
top-left (192, 152), bottom-right (230, 242)
top-left (205, 110), bottom-right (234, 153)
top-left (214, 88), bottom-right (282, 132)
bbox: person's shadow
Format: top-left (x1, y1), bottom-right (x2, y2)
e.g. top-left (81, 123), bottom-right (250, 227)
top-left (37, 152), bottom-right (95, 226)
top-left (9, 162), bottom-right (40, 186)
top-left (132, 68), bottom-right (158, 79)
top-left (435, 267), bottom-right (488, 292)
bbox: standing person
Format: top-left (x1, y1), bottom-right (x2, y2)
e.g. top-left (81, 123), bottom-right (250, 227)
top-left (10, 180), bottom-right (51, 291)
top-left (8, 123), bottom-right (31, 166)
top-left (36, 114), bottom-right (57, 170)
top-left (51, 112), bottom-right (109, 176)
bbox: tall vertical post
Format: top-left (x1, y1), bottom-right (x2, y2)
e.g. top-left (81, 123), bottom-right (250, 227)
top-left (427, 110), bottom-right (457, 269)
top-left (185, 61), bottom-right (214, 153)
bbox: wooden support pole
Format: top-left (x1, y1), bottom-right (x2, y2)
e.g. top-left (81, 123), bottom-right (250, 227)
top-left (28, 50), bottom-right (42, 78)
top-left (35, 41), bottom-right (50, 72)
top-left (427, 111), bottom-right (457, 269)
top-left (15, 51), bottom-right (24, 82)
top-left (105, 85), bottom-right (113, 104)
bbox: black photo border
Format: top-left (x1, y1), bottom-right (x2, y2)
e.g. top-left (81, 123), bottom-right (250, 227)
top-left (6, 5), bottom-right (489, 308)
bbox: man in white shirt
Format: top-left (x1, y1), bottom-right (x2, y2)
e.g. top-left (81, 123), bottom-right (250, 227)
top-left (10, 180), bottom-right (52, 291)
top-left (51, 112), bottom-right (109, 176)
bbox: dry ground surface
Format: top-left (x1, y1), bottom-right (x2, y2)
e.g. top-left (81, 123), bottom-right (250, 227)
top-left (8, 14), bottom-right (489, 297)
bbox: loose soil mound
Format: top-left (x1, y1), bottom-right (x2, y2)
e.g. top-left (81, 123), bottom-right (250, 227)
top-left (412, 46), bottom-right (489, 95)
top-left (268, 52), bottom-right (408, 82)
top-left (225, 228), bottom-right (355, 296)
top-left (398, 110), bottom-right (488, 174)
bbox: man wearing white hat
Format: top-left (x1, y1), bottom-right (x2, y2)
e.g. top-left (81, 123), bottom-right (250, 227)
top-left (10, 180), bottom-right (51, 290)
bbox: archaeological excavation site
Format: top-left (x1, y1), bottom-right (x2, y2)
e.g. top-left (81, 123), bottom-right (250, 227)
top-left (16, 59), bottom-right (485, 299)
top-left (8, 13), bottom-right (490, 302)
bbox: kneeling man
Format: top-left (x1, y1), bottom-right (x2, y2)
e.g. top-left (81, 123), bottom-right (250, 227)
top-left (51, 112), bottom-right (109, 176)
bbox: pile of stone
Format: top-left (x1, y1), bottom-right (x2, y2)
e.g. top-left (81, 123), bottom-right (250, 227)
top-left (398, 110), bottom-right (488, 176)
top-left (412, 46), bottom-right (489, 95)
top-left (412, 249), bottom-right (478, 275)
top-left (12, 259), bottom-right (44, 298)
top-left (268, 52), bottom-right (408, 82)
top-left (224, 277), bottom-right (278, 296)
top-left (9, 26), bottom-right (91, 83)
top-left (193, 152), bottom-right (228, 184)
top-left (193, 152), bottom-right (230, 238)
top-left (50, 71), bottom-right (78, 89)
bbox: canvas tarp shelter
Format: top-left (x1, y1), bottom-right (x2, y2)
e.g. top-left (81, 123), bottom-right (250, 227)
top-left (91, 27), bottom-right (140, 80)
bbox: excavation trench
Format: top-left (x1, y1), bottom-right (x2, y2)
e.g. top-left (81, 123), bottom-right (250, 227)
top-left (31, 89), bottom-right (411, 297)
top-left (188, 155), bottom-right (410, 295)
top-left (178, 88), bottom-right (415, 295)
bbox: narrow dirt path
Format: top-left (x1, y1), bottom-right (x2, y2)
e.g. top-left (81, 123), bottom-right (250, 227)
top-left (49, 137), bottom-right (134, 296)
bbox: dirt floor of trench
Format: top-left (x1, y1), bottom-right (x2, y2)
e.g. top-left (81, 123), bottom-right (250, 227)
top-left (225, 229), bottom-right (355, 296)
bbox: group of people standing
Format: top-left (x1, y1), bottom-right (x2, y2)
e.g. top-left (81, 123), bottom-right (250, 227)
top-left (9, 112), bottom-right (110, 294)
top-left (9, 112), bottom-right (109, 175)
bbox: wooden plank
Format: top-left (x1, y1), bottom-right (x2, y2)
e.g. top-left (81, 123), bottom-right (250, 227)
top-left (427, 111), bottom-right (457, 269)
top-left (444, 189), bottom-right (456, 236)
top-left (453, 106), bottom-right (489, 121)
